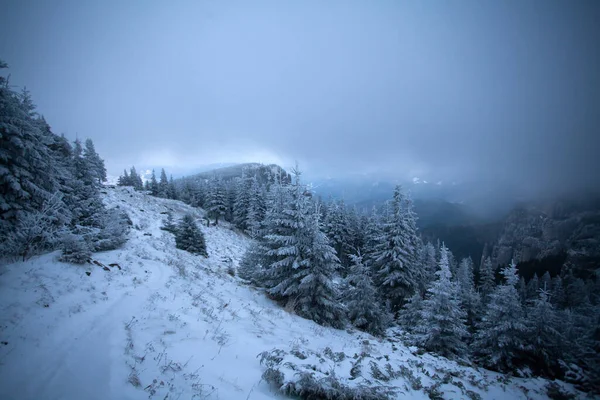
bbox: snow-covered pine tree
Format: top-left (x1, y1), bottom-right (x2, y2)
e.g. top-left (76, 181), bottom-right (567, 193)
top-left (0, 61), bottom-right (126, 260)
top-left (233, 175), bottom-right (252, 231)
top-left (70, 139), bottom-right (104, 226)
top-left (345, 206), bottom-right (362, 253)
top-left (129, 166), bottom-right (143, 190)
top-left (261, 168), bottom-right (345, 328)
top-left (83, 138), bottom-right (106, 184)
top-left (551, 275), bottom-right (565, 308)
top-left (118, 169), bottom-right (131, 186)
top-left (294, 205), bottom-right (346, 328)
top-left (0, 71), bottom-right (58, 230)
top-left (45, 131), bottom-right (75, 225)
top-left (242, 180), bottom-right (289, 287)
top-left (541, 271), bottom-right (552, 292)
top-left (158, 168), bottom-right (169, 197)
top-left (187, 179), bottom-right (206, 208)
top-left (417, 241), bottom-right (438, 297)
top-left (526, 273), bottom-right (540, 301)
top-left (564, 274), bottom-right (591, 309)
top-left (149, 169), bottom-right (158, 195)
top-left (361, 206), bottom-right (383, 274)
top-left (167, 175), bottom-right (177, 199)
top-left (456, 257), bottom-right (481, 329)
top-left (344, 253), bottom-right (391, 336)
top-left (92, 207), bottom-right (130, 252)
top-left (59, 233), bottom-right (92, 264)
top-left (206, 176), bottom-right (227, 225)
top-left (518, 276), bottom-right (527, 304)
top-left (473, 260), bottom-right (530, 372)
top-left (525, 288), bottom-right (563, 376)
top-left (246, 176), bottom-right (266, 238)
top-left (2, 192), bottom-right (67, 261)
top-left (175, 214), bottom-right (207, 256)
top-left (399, 292), bottom-right (424, 334)
top-left (224, 179), bottom-right (237, 223)
top-left (478, 256), bottom-right (496, 304)
top-left (237, 240), bottom-right (267, 285)
top-left (414, 244), bottom-right (469, 359)
top-left (373, 185), bottom-right (420, 312)
top-left (323, 199), bottom-right (352, 270)
top-left (262, 169), bottom-right (310, 301)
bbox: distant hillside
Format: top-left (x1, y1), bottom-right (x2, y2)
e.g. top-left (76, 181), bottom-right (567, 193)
top-left (189, 163), bottom-right (291, 185)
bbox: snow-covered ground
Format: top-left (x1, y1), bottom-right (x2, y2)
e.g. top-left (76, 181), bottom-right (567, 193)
top-left (0, 187), bottom-right (585, 399)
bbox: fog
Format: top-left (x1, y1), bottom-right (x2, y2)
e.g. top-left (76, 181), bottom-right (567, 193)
top-left (1, 0), bottom-right (599, 199)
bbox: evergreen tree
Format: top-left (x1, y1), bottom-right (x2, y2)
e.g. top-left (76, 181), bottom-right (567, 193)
top-left (361, 206), bottom-right (383, 273)
top-left (174, 214), bottom-right (207, 256)
top-left (526, 273), bottom-right (540, 301)
top-left (224, 180), bottom-right (237, 222)
top-left (473, 260), bottom-right (530, 372)
top-left (518, 276), bottom-right (527, 304)
top-left (344, 253), bottom-right (391, 336)
top-left (551, 275), bottom-right (566, 307)
top-left (294, 207), bottom-right (346, 328)
top-left (83, 138), bottom-right (106, 184)
top-left (149, 169), bottom-right (158, 195)
top-left (233, 175), bottom-right (252, 231)
top-left (206, 176), bottom-right (227, 225)
top-left (478, 256), bottom-right (496, 304)
top-left (249, 181), bottom-right (291, 288)
top-left (70, 139), bottom-right (104, 226)
top-left (399, 292), bottom-right (425, 334)
top-left (158, 168), bottom-right (169, 197)
top-left (541, 271), bottom-right (552, 292)
top-left (238, 240), bottom-right (267, 284)
top-left (525, 288), bottom-right (563, 376)
top-left (261, 168), bottom-right (344, 327)
top-left (456, 257), bottom-right (480, 328)
top-left (0, 60), bottom-right (127, 260)
top-left (323, 200), bottom-right (352, 269)
top-left (262, 170), bottom-right (310, 299)
top-left (345, 206), bottom-right (362, 252)
top-left (2, 192), bottom-right (67, 261)
top-left (129, 166), bottom-right (143, 190)
top-left (246, 176), bottom-right (266, 238)
top-left (373, 185), bottom-right (420, 311)
top-left (414, 245), bottom-right (469, 359)
top-left (0, 72), bottom-right (57, 229)
top-left (167, 175), bottom-right (177, 199)
top-left (564, 275), bottom-right (591, 309)
top-left (118, 169), bottom-right (131, 186)
top-left (418, 242), bottom-right (438, 296)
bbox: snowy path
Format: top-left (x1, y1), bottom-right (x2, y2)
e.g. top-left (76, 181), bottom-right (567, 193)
top-left (0, 255), bottom-right (170, 400)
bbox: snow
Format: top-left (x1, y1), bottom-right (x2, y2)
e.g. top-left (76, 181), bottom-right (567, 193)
top-left (0, 187), bottom-right (584, 399)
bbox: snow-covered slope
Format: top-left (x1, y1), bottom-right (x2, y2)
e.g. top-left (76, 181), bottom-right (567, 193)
top-left (0, 187), bottom-right (583, 399)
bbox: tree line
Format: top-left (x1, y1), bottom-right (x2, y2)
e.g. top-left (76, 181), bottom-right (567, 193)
top-left (140, 163), bottom-right (599, 391)
top-left (0, 60), bottom-right (129, 263)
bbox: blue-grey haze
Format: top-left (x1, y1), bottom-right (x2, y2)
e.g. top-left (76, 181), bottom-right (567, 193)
top-left (1, 0), bottom-right (598, 199)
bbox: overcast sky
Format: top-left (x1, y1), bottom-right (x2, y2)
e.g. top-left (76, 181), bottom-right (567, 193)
top-left (1, 0), bottom-right (599, 197)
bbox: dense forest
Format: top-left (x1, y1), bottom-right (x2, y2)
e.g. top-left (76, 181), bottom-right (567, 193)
top-left (117, 162), bottom-right (600, 391)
